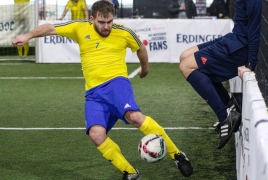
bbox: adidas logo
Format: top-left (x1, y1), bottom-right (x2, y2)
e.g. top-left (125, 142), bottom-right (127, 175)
top-left (201, 56), bottom-right (207, 64)
top-left (85, 35), bottom-right (90, 39)
top-left (220, 125), bottom-right (229, 137)
top-left (124, 103), bottom-right (131, 109)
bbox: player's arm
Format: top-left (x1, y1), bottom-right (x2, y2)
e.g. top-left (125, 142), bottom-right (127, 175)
top-left (84, 4), bottom-right (89, 20)
top-left (137, 44), bottom-right (149, 78)
top-left (123, 25), bottom-right (149, 78)
top-left (59, 8), bottom-right (69, 20)
top-left (246, 0), bottom-right (262, 70)
top-left (12, 23), bottom-right (56, 46)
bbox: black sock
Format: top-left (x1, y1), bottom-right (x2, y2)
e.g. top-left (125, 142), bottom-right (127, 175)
top-left (187, 70), bottom-right (227, 122)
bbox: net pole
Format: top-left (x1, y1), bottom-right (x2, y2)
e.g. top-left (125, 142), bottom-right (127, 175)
top-left (35, 0), bottom-right (40, 63)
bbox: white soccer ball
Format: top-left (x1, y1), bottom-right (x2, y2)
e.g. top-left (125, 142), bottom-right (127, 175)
top-left (138, 134), bottom-right (167, 163)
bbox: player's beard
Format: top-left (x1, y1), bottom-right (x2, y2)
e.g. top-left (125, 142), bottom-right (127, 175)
top-left (94, 24), bottom-right (111, 37)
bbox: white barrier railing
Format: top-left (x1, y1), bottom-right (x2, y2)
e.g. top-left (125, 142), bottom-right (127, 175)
top-left (230, 73), bottom-right (268, 180)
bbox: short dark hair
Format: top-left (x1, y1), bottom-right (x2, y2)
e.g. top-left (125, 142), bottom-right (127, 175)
top-left (91, 0), bottom-right (115, 18)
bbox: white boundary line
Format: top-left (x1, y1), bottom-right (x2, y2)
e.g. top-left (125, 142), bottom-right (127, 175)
top-left (0, 127), bottom-right (214, 130)
top-left (0, 67), bottom-right (141, 80)
top-left (0, 63), bottom-right (31, 65)
top-left (0, 59), bottom-right (35, 61)
top-left (128, 66), bottom-right (141, 78)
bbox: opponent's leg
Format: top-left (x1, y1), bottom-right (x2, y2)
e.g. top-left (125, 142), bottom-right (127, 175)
top-left (212, 81), bottom-right (230, 106)
top-left (180, 46), bottom-right (199, 63)
top-left (211, 82), bottom-right (242, 132)
top-left (180, 54), bottom-right (228, 122)
top-left (180, 54), bottom-right (241, 149)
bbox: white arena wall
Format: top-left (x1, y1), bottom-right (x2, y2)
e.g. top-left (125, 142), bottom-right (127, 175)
top-left (230, 74), bottom-right (268, 180)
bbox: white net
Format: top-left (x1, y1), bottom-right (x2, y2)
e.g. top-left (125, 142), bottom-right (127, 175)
top-left (0, 1), bottom-right (36, 61)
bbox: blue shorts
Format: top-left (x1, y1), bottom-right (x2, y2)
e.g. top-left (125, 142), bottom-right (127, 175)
top-left (84, 77), bottom-right (140, 134)
top-left (194, 33), bottom-right (248, 82)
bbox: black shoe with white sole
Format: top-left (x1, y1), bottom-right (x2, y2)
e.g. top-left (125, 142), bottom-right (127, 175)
top-left (217, 109), bottom-right (241, 149)
top-left (122, 169), bottom-right (141, 180)
top-left (174, 151), bottom-right (193, 177)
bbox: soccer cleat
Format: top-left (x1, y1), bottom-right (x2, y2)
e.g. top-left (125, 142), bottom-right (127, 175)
top-left (227, 93), bottom-right (242, 132)
top-left (217, 108), bottom-right (241, 149)
top-left (213, 93), bottom-right (242, 133)
top-left (122, 169), bottom-right (141, 180)
top-left (227, 93), bottom-right (241, 113)
top-left (174, 151), bottom-right (193, 177)
top-left (212, 121), bottom-right (220, 133)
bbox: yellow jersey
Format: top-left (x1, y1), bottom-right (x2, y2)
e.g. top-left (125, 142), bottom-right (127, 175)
top-left (55, 21), bottom-right (142, 91)
top-left (65, 0), bottom-right (87, 20)
top-left (14, 0), bottom-right (30, 3)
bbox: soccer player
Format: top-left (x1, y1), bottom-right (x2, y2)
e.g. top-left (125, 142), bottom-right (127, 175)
top-left (14, 0), bottom-right (30, 59)
top-left (12, 0), bottom-right (193, 179)
top-left (59, 0), bottom-right (89, 20)
top-left (179, 0), bottom-right (262, 149)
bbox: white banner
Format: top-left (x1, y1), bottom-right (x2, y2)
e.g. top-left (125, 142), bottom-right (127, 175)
top-left (38, 20), bottom-right (80, 63)
top-left (118, 19), bottom-right (170, 63)
top-left (37, 19), bottom-right (233, 63)
top-left (169, 19), bottom-right (232, 62)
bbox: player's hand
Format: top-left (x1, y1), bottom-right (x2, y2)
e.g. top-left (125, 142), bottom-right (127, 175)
top-left (138, 69), bottom-right (148, 78)
top-left (179, 5), bottom-right (186, 10)
top-left (238, 65), bottom-right (252, 80)
top-left (12, 34), bottom-right (28, 47)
